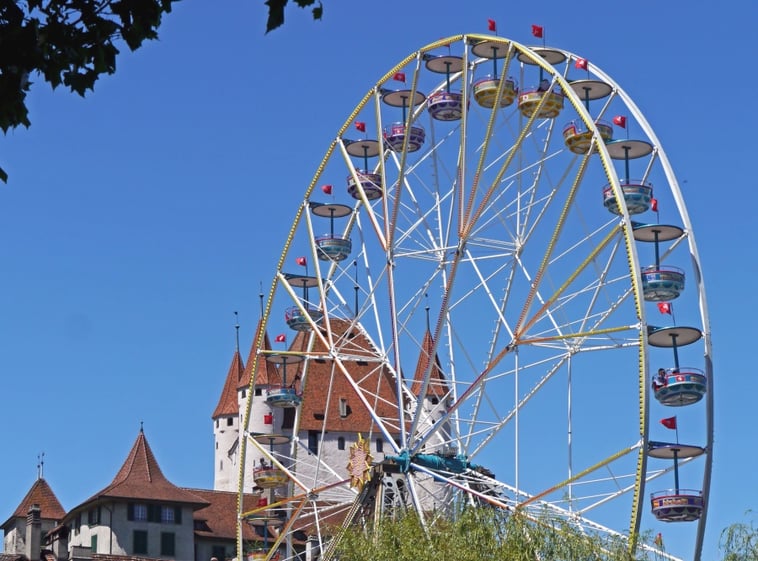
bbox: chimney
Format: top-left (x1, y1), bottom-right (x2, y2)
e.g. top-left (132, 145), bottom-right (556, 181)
top-left (25, 504), bottom-right (42, 561)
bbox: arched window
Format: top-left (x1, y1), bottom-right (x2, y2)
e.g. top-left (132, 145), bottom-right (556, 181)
top-left (338, 437), bottom-right (345, 450)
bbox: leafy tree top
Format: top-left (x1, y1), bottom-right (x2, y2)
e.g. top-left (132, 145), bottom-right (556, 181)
top-left (0, 0), bottom-right (322, 182)
top-left (0, 0), bottom-right (178, 182)
top-left (333, 508), bottom-right (648, 561)
top-left (264, 0), bottom-right (322, 33)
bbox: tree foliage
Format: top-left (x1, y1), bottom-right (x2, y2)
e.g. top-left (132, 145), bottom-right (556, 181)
top-left (0, 0), bottom-right (324, 182)
top-left (0, 0), bottom-right (176, 182)
top-left (720, 513), bottom-right (758, 561)
top-left (263, 0), bottom-right (322, 33)
top-left (333, 508), bottom-right (649, 561)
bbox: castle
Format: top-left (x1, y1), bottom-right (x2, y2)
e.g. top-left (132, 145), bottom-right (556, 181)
top-left (1, 317), bottom-right (447, 561)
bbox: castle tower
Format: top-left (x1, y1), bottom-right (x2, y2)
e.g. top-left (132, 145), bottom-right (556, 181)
top-left (212, 348), bottom-right (245, 491)
top-left (237, 319), bottom-right (281, 493)
top-left (409, 329), bottom-right (451, 455)
top-left (407, 328), bottom-right (453, 511)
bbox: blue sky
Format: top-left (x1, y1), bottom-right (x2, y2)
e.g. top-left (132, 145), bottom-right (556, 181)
top-left (1, 1), bottom-right (755, 559)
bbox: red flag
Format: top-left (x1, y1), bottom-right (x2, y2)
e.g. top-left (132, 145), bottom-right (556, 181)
top-left (531, 24), bottom-right (543, 38)
top-left (275, 333), bottom-right (286, 343)
top-left (321, 184), bottom-right (333, 195)
top-left (355, 121), bottom-right (366, 132)
top-left (612, 115), bottom-right (626, 128)
top-left (660, 416), bottom-right (677, 430)
top-left (657, 302), bottom-right (671, 315)
top-left (651, 197), bottom-right (658, 212)
top-left (296, 256), bottom-right (307, 266)
top-left (487, 19), bottom-right (497, 32)
top-left (575, 57), bottom-right (588, 70)
top-left (393, 72), bottom-right (406, 83)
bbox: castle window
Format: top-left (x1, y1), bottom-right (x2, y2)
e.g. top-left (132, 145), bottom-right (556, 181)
top-left (255, 388), bottom-right (262, 396)
top-left (339, 398), bottom-right (348, 418)
top-left (431, 397), bottom-right (439, 405)
top-left (338, 437), bottom-right (345, 450)
top-left (241, 389), bottom-right (247, 399)
top-left (308, 430), bottom-right (319, 455)
top-left (282, 407), bottom-right (295, 430)
top-left (87, 507), bottom-right (100, 525)
top-left (160, 532), bottom-right (175, 556)
top-left (215, 419), bottom-right (219, 428)
top-left (133, 530), bottom-right (148, 555)
top-left (376, 439), bottom-right (383, 453)
top-left (227, 417), bottom-right (234, 426)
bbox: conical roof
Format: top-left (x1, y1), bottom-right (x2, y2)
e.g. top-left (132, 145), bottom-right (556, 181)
top-left (1, 478), bottom-right (65, 528)
top-left (410, 330), bottom-right (449, 398)
top-left (81, 429), bottom-right (207, 507)
top-left (212, 349), bottom-right (244, 418)
top-left (239, 319), bottom-right (281, 388)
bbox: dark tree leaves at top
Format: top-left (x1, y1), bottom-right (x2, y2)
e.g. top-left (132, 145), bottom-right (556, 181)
top-left (0, 0), bottom-right (177, 182)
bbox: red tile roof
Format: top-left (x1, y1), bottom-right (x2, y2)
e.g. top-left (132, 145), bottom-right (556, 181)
top-left (79, 430), bottom-right (208, 508)
top-left (213, 350), bottom-right (245, 418)
top-left (410, 330), bottom-right (450, 398)
top-left (1, 478), bottom-right (65, 528)
top-left (191, 488), bottom-right (348, 546)
top-left (240, 320), bottom-right (280, 389)
top-left (291, 318), bottom-right (401, 433)
top-left (187, 488), bottom-right (262, 541)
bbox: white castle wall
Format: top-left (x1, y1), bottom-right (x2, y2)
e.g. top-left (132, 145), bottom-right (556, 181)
top-left (213, 414), bottom-right (240, 491)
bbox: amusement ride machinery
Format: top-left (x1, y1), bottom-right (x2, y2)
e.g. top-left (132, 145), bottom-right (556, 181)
top-left (236, 33), bottom-right (713, 561)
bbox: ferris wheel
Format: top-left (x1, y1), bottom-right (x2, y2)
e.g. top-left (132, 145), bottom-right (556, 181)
top-left (237, 34), bottom-right (713, 561)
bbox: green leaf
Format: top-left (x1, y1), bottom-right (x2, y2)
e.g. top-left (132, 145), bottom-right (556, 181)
top-left (312, 1), bottom-right (322, 20)
top-left (265, 0), bottom-right (287, 33)
top-left (0, 165), bottom-right (8, 184)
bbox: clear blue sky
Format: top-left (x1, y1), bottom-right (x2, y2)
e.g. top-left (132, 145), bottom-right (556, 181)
top-left (0, 1), bottom-right (754, 560)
